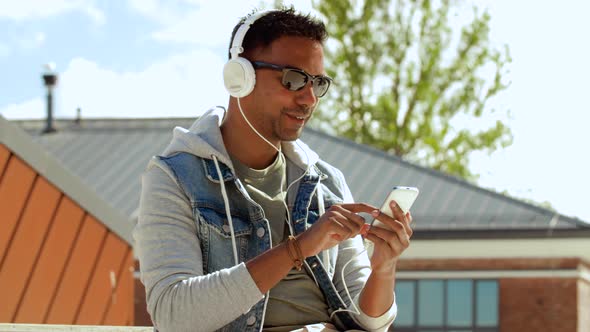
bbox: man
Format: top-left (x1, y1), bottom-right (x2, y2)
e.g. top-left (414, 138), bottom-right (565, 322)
top-left (134, 7), bottom-right (413, 332)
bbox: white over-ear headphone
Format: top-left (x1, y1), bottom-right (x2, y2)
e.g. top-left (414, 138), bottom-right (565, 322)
top-left (223, 10), bottom-right (273, 98)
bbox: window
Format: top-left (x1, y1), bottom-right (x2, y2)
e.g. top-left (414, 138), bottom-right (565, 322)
top-left (393, 279), bottom-right (498, 332)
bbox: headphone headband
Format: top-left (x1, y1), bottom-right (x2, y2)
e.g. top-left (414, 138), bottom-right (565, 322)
top-left (229, 10), bottom-right (274, 59)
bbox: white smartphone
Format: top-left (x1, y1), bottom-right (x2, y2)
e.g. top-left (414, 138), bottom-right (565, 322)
top-left (370, 186), bottom-right (419, 228)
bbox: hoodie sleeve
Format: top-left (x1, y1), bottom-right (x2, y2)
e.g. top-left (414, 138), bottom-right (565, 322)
top-left (133, 159), bottom-right (263, 332)
top-left (332, 235), bottom-right (397, 332)
top-left (331, 172), bottom-right (397, 331)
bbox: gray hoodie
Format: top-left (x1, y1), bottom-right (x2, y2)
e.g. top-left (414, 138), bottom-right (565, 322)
top-left (133, 108), bottom-right (396, 331)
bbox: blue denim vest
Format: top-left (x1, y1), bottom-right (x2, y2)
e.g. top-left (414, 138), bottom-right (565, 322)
top-left (160, 152), bottom-right (363, 331)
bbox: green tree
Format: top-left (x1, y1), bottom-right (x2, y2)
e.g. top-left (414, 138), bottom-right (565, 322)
top-left (312, 0), bottom-right (512, 180)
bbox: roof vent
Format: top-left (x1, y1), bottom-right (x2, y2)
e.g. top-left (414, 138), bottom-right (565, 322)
top-left (75, 107), bottom-right (82, 125)
top-left (42, 62), bottom-right (58, 134)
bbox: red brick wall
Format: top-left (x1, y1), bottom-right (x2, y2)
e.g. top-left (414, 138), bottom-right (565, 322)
top-left (397, 257), bottom-right (585, 271)
top-left (499, 278), bottom-right (578, 332)
top-left (579, 279), bottom-right (590, 332)
top-left (397, 258), bottom-right (588, 332)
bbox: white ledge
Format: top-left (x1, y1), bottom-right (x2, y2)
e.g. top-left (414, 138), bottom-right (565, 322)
top-left (0, 324), bottom-right (152, 332)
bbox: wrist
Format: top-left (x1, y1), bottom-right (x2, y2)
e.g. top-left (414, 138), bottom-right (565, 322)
top-left (294, 233), bottom-right (314, 258)
top-left (371, 262), bottom-right (397, 279)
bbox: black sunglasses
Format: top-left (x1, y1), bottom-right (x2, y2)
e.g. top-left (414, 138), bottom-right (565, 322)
top-left (251, 61), bottom-right (333, 98)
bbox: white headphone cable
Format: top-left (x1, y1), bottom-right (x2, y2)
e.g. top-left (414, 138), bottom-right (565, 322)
top-left (212, 155), bottom-right (239, 266)
top-left (236, 97), bottom-right (371, 319)
top-left (236, 97), bottom-right (311, 234)
top-left (328, 247), bottom-right (368, 319)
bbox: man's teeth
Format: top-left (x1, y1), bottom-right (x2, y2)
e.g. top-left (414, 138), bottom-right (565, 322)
top-left (287, 114), bottom-right (306, 120)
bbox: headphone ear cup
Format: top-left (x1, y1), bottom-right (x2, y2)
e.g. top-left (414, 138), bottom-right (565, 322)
top-left (223, 57), bottom-right (256, 98)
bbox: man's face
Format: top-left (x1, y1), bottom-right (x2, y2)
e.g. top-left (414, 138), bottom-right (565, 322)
top-left (244, 35), bottom-right (326, 143)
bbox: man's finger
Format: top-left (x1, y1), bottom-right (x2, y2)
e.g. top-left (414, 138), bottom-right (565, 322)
top-left (389, 200), bottom-right (407, 224)
top-left (339, 203), bottom-right (379, 214)
top-left (329, 217), bottom-right (357, 240)
top-left (369, 221), bottom-right (410, 247)
top-left (332, 205), bottom-right (366, 229)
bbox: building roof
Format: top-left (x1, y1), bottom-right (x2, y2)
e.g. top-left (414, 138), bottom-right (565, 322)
top-left (1, 116), bottom-right (133, 244)
top-left (10, 117), bottom-right (589, 238)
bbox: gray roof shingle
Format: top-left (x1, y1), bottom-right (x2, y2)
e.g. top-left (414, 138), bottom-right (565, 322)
top-left (12, 117), bottom-right (588, 237)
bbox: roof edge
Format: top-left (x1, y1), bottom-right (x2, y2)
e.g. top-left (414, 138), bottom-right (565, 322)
top-left (11, 116), bottom-right (588, 229)
top-left (304, 126), bottom-right (589, 227)
top-left (412, 228), bottom-right (590, 240)
top-left (0, 115), bottom-right (133, 245)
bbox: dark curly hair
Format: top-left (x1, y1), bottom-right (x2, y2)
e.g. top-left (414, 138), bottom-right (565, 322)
top-left (228, 6), bottom-right (328, 59)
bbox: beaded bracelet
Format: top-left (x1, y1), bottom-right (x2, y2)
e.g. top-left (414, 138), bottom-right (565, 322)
top-left (286, 235), bottom-right (304, 271)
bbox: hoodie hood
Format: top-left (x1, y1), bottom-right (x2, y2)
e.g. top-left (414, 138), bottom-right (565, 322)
top-left (161, 107), bottom-right (320, 172)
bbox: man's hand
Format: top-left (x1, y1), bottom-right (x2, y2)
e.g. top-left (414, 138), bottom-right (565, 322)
top-left (297, 203), bottom-right (376, 257)
top-left (246, 203), bottom-right (377, 295)
top-left (364, 200), bottom-right (413, 276)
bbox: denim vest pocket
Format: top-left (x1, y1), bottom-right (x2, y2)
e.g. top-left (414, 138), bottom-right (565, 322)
top-left (306, 197), bottom-right (341, 226)
top-left (194, 203), bottom-right (252, 273)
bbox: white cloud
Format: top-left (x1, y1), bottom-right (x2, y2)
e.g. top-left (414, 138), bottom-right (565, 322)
top-left (127, 0), bottom-right (180, 25)
top-left (1, 49), bottom-right (228, 120)
top-left (64, 52), bottom-right (228, 117)
top-left (150, 7), bottom-right (243, 46)
top-left (129, 0), bottom-right (316, 46)
top-left (136, 0), bottom-right (267, 46)
top-left (0, 98), bottom-right (45, 119)
top-left (0, 0), bottom-right (105, 24)
top-left (83, 4), bottom-right (105, 24)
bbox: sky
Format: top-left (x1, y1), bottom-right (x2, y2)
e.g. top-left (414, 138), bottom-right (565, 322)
top-left (0, 0), bottom-right (588, 223)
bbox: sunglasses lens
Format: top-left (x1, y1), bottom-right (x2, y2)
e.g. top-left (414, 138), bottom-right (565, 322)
top-left (282, 70), bottom-right (308, 91)
top-left (312, 77), bottom-right (331, 97)
top-left (282, 68), bottom-right (331, 97)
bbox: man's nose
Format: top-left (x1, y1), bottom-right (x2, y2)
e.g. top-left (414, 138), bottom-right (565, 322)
top-left (296, 81), bottom-right (318, 107)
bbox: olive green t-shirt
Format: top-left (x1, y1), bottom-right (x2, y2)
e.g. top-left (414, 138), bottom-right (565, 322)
top-left (230, 154), bottom-right (331, 331)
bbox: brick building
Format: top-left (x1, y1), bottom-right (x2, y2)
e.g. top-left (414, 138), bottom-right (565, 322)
top-left (3, 115), bottom-right (589, 331)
